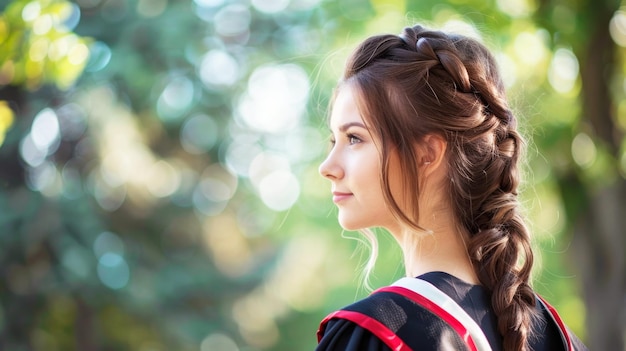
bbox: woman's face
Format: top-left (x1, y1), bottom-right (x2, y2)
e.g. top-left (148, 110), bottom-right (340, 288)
top-left (318, 85), bottom-right (399, 231)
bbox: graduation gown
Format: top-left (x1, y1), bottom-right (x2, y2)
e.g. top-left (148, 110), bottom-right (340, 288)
top-left (316, 272), bottom-right (588, 351)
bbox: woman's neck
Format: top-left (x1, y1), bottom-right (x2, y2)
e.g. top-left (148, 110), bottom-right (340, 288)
top-left (391, 213), bottom-right (480, 285)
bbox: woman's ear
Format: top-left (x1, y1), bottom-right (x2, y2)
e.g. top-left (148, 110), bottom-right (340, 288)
top-left (420, 134), bottom-right (447, 176)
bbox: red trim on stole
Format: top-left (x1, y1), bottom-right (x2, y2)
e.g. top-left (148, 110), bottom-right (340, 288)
top-left (536, 295), bottom-right (574, 351)
top-left (376, 286), bottom-right (479, 351)
top-left (317, 310), bottom-right (411, 351)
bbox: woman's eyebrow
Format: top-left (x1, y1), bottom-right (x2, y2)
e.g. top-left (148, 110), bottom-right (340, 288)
top-left (338, 122), bottom-right (367, 132)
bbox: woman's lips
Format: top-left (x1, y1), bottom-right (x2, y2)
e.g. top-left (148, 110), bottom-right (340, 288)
top-left (332, 192), bottom-right (353, 203)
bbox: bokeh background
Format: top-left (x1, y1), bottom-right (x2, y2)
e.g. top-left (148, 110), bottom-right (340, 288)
top-left (1, 0), bottom-right (625, 350)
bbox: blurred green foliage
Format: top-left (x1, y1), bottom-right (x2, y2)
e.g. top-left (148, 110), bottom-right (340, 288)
top-left (1, 0), bottom-right (624, 350)
top-left (0, 0), bottom-right (90, 90)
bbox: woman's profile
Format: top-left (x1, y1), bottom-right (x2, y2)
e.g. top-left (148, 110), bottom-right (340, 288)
top-left (316, 24), bottom-right (588, 351)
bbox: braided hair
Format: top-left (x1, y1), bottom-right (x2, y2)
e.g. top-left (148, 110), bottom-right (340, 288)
top-left (341, 25), bottom-right (537, 351)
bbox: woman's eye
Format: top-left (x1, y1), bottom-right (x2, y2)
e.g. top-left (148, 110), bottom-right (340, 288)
top-left (348, 134), bottom-right (362, 145)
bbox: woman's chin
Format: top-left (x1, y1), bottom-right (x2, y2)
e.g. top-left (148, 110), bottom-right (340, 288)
top-left (337, 217), bottom-right (367, 231)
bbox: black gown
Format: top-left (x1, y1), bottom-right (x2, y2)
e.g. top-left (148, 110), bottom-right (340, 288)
top-left (316, 272), bottom-right (588, 351)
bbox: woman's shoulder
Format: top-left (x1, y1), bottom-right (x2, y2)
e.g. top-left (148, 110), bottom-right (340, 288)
top-left (316, 280), bottom-right (475, 351)
top-left (326, 286), bottom-right (461, 331)
top-left (532, 294), bottom-right (589, 351)
top-left (316, 272), bottom-right (588, 351)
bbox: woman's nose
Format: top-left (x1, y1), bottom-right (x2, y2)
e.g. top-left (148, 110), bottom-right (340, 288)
top-left (319, 151), bottom-right (343, 180)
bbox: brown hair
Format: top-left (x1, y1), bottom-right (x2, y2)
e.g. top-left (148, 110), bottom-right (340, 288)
top-left (341, 25), bottom-right (536, 350)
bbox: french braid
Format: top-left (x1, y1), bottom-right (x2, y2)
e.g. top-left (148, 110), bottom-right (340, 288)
top-left (342, 25), bottom-right (536, 350)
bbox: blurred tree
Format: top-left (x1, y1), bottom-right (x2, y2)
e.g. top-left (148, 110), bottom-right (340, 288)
top-left (1, 0), bottom-right (347, 350)
top-left (1, 0), bottom-right (621, 350)
top-left (532, 0), bottom-right (626, 349)
top-left (0, 1), bottom-right (96, 350)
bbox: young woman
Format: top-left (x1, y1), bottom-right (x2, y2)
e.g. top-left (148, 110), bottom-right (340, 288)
top-left (316, 24), bottom-right (588, 351)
